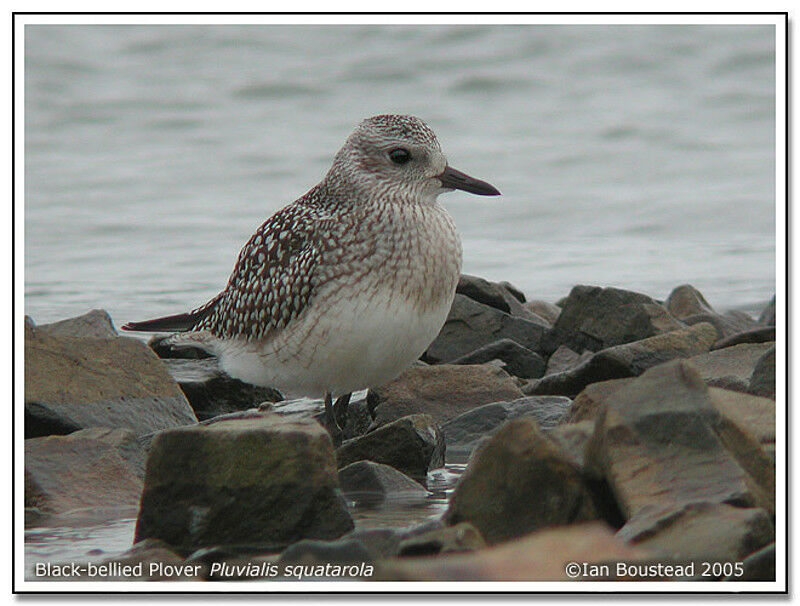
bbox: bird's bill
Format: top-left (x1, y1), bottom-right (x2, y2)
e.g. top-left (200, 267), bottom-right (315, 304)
top-left (437, 165), bottom-right (501, 196)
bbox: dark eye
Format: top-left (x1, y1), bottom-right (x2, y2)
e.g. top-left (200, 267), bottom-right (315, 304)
top-left (388, 148), bottom-right (412, 165)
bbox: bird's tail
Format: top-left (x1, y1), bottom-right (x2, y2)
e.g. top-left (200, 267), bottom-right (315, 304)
top-left (121, 293), bottom-right (222, 333)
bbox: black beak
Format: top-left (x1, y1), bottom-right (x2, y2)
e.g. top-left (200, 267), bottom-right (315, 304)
top-left (437, 165), bottom-right (501, 196)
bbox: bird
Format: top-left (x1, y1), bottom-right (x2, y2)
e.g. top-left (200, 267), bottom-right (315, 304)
top-left (123, 114), bottom-right (500, 444)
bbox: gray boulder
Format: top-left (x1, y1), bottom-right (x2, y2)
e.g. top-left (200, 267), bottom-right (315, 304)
top-left (441, 396), bottom-right (572, 462)
top-left (758, 296), bottom-right (776, 326)
top-left (163, 358), bottom-right (282, 421)
top-left (425, 294), bottom-right (548, 363)
top-left (134, 415), bottom-right (353, 554)
top-left (526, 323), bottom-right (719, 398)
top-left (448, 339), bottom-right (545, 379)
top-left (37, 309), bottom-right (117, 338)
top-left (749, 346), bottom-right (776, 399)
top-left (368, 364), bottom-right (524, 428)
top-left (338, 460), bottom-right (429, 505)
top-left (335, 414), bottom-right (445, 482)
top-left (25, 322), bottom-right (196, 438)
top-left (686, 342), bottom-right (775, 393)
top-left (445, 418), bottom-right (598, 545)
top-left (541, 285), bottom-right (685, 355)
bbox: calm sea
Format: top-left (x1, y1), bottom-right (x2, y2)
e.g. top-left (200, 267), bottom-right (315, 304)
top-left (25, 24), bottom-right (776, 326)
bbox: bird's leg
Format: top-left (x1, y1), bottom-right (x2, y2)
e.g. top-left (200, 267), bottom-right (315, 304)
top-left (333, 392), bottom-right (352, 430)
top-left (323, 392), bottom-right (343, 447)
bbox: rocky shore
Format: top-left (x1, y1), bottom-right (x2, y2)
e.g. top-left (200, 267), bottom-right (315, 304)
top-left (24, 277), bottom-right (777, 582)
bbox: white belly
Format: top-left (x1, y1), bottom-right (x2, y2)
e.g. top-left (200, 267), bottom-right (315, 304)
top-left (216, 287), bottom-right (453, 398)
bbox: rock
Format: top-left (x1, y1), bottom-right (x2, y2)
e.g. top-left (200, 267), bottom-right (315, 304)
top-left (749, 346), bottom-right (776, 399)
top-left (441, 396), bottom-right (572, 462)
top-left (731, 543), bottom-right (775, 581)
top-left (456, 274), bottom-right (528, 316)
top-left (584, 361), bottom-right (771, 521)
top-left (341, 528), bottom-right (404, 559)
top-left (134, 415), bottom-right (353, 554)
top-left (25, 322), bottom-right (196, 438)
top-left (686, 342), bottom-right (775, 393)
top-left (424, 294), bottom-right (548, 363)
top-left (566, 378), bottom-right (632, 423)
top-left (665, 284), bottom-right (714, 319)
top-left (523, 300), bottom-right (561, 325)
top-left (25, 427), bottom-right (146, 521)
top-left (448, 339), bottom-right (545, 379)
top-left (368, 364), bottom-right (524, 428)
top-left (617, 502), bottom-right (773, 566)
top-left (758, 296), bottom-right (776, 326)
top-left (545, 420), bottom-right (595, 469)
top-left (338, 461), bottom-right (430, 505)
top-left (709, 387), bottom-right (775, 461)
top-left (148, 334), bottom-right (213, 359)
top-left (545, 345), bottom-right (591, 376)
top-left (279, 538), bottom-right (372, 566)
top-left (375, 522), bottom-right (655, 581)
top-left (100, 538), bottom-right (192, 580)
top-left (541, 285), bottom-right (685, 356)
top-left (163, 358), bottom-right (282, 421)
top-left (682, 310), bottom-right (760, 340)
top-left (445, 418), bottom-right (598, 545)
top-left (37, 309), bottom-right (117, 338)
top-left (526, 323), bottom-right (718, 398)
top-left (398, 522), bottom-right (485, 556)
top-left (335, 414), bottom-right (445, 482)
top-left (712, 327), bottom-right (776, 350)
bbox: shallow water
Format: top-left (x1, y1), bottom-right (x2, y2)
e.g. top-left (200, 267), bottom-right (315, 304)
top-left (25, 24), bottom-right (776, 325)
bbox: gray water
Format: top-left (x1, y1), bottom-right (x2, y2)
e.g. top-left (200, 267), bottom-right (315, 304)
top-left (25, 24), bottom-right (776, 326)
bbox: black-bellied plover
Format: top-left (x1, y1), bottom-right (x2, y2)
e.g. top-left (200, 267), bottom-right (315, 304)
top-left (123, 115), bottom-right (500, 442)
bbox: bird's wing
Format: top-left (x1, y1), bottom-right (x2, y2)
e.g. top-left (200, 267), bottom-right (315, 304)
top-left (123, 202), bottom-right (323, 339)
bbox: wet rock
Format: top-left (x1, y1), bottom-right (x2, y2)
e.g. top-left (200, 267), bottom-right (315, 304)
top-left (709, 387), bottom-right (776, 461)
top-left (545, 345), bottom-right (591, 376)
top-left (278, 538), bottom-right (372, 566)
top-left (584, 361), bottom-right (771, 521)
top-left (448, 339), bottom-right (545, 379)
top-left (731, 543), bottom-right (775, 581)
top-left (25, 427), bottom-right (145, 521)
top-left (424, 294), bottom-right (548, 363)
top-left (338, 460), bottom-right (429, 505)
top-left (526, 323), bottom-right (718, 398)
top-left (445, 418), bottom-right (598, 545)
top-left (25, 322), bottom-right (196, 438)
top-left (712, 326), bottom-right (776, 350)
top-left (523, 300), bottom-right (561, 325)
top-left (135, 414), bottom-right (353, 555)
top-left (617, 502), bottom-right (774, 566)
top-left (398, 522), bottom-right (485, 556)
top-left (368, 364), bottom-right (524, 428)
top-left (335, 414), bottom-right (445, 482)
top-left (665, 284), bottom-right (714, 319)
top-left (441, 396), bottom-right (572, 462)
top-left (266, 392), bottom-right (372, 440)
top-left (748, 346), bottom-right (776, 399)
top-left (758, 296), bottom-right (776, 326)
top-left (341, 528), bottom-right (404, 559)
top-left (148, 334), bottom-right (213, 359)
top-left (686, 342), bottom-right (775, 393)
top-left (375, 522), bottom-right (654, 581)
top-left (163, 358), bottom-right (282, 421)
top-left (566, 378), bottom-right (632, 423)
top-left (545, 420), bottom-right (595, 469)
top-left (37, 309), bottom-right (117, 338)
top-left (541, 285), bottom-right (685, 356)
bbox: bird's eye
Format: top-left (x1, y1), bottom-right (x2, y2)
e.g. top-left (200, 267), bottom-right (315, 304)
top-left (388, 148), bottom-right (412, 165)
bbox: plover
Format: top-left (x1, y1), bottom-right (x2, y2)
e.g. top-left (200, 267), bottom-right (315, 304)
top-left (123, 115), bottom-right (500, 442)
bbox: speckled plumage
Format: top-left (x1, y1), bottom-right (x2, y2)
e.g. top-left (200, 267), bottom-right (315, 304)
top-left (124, 115), bottom-right (499, 399)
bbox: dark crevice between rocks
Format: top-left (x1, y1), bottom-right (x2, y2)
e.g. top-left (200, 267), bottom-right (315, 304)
top-left (25, 403), bottom-right (82, 438)
top-left (582, 474), bottom-right (626, 530)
